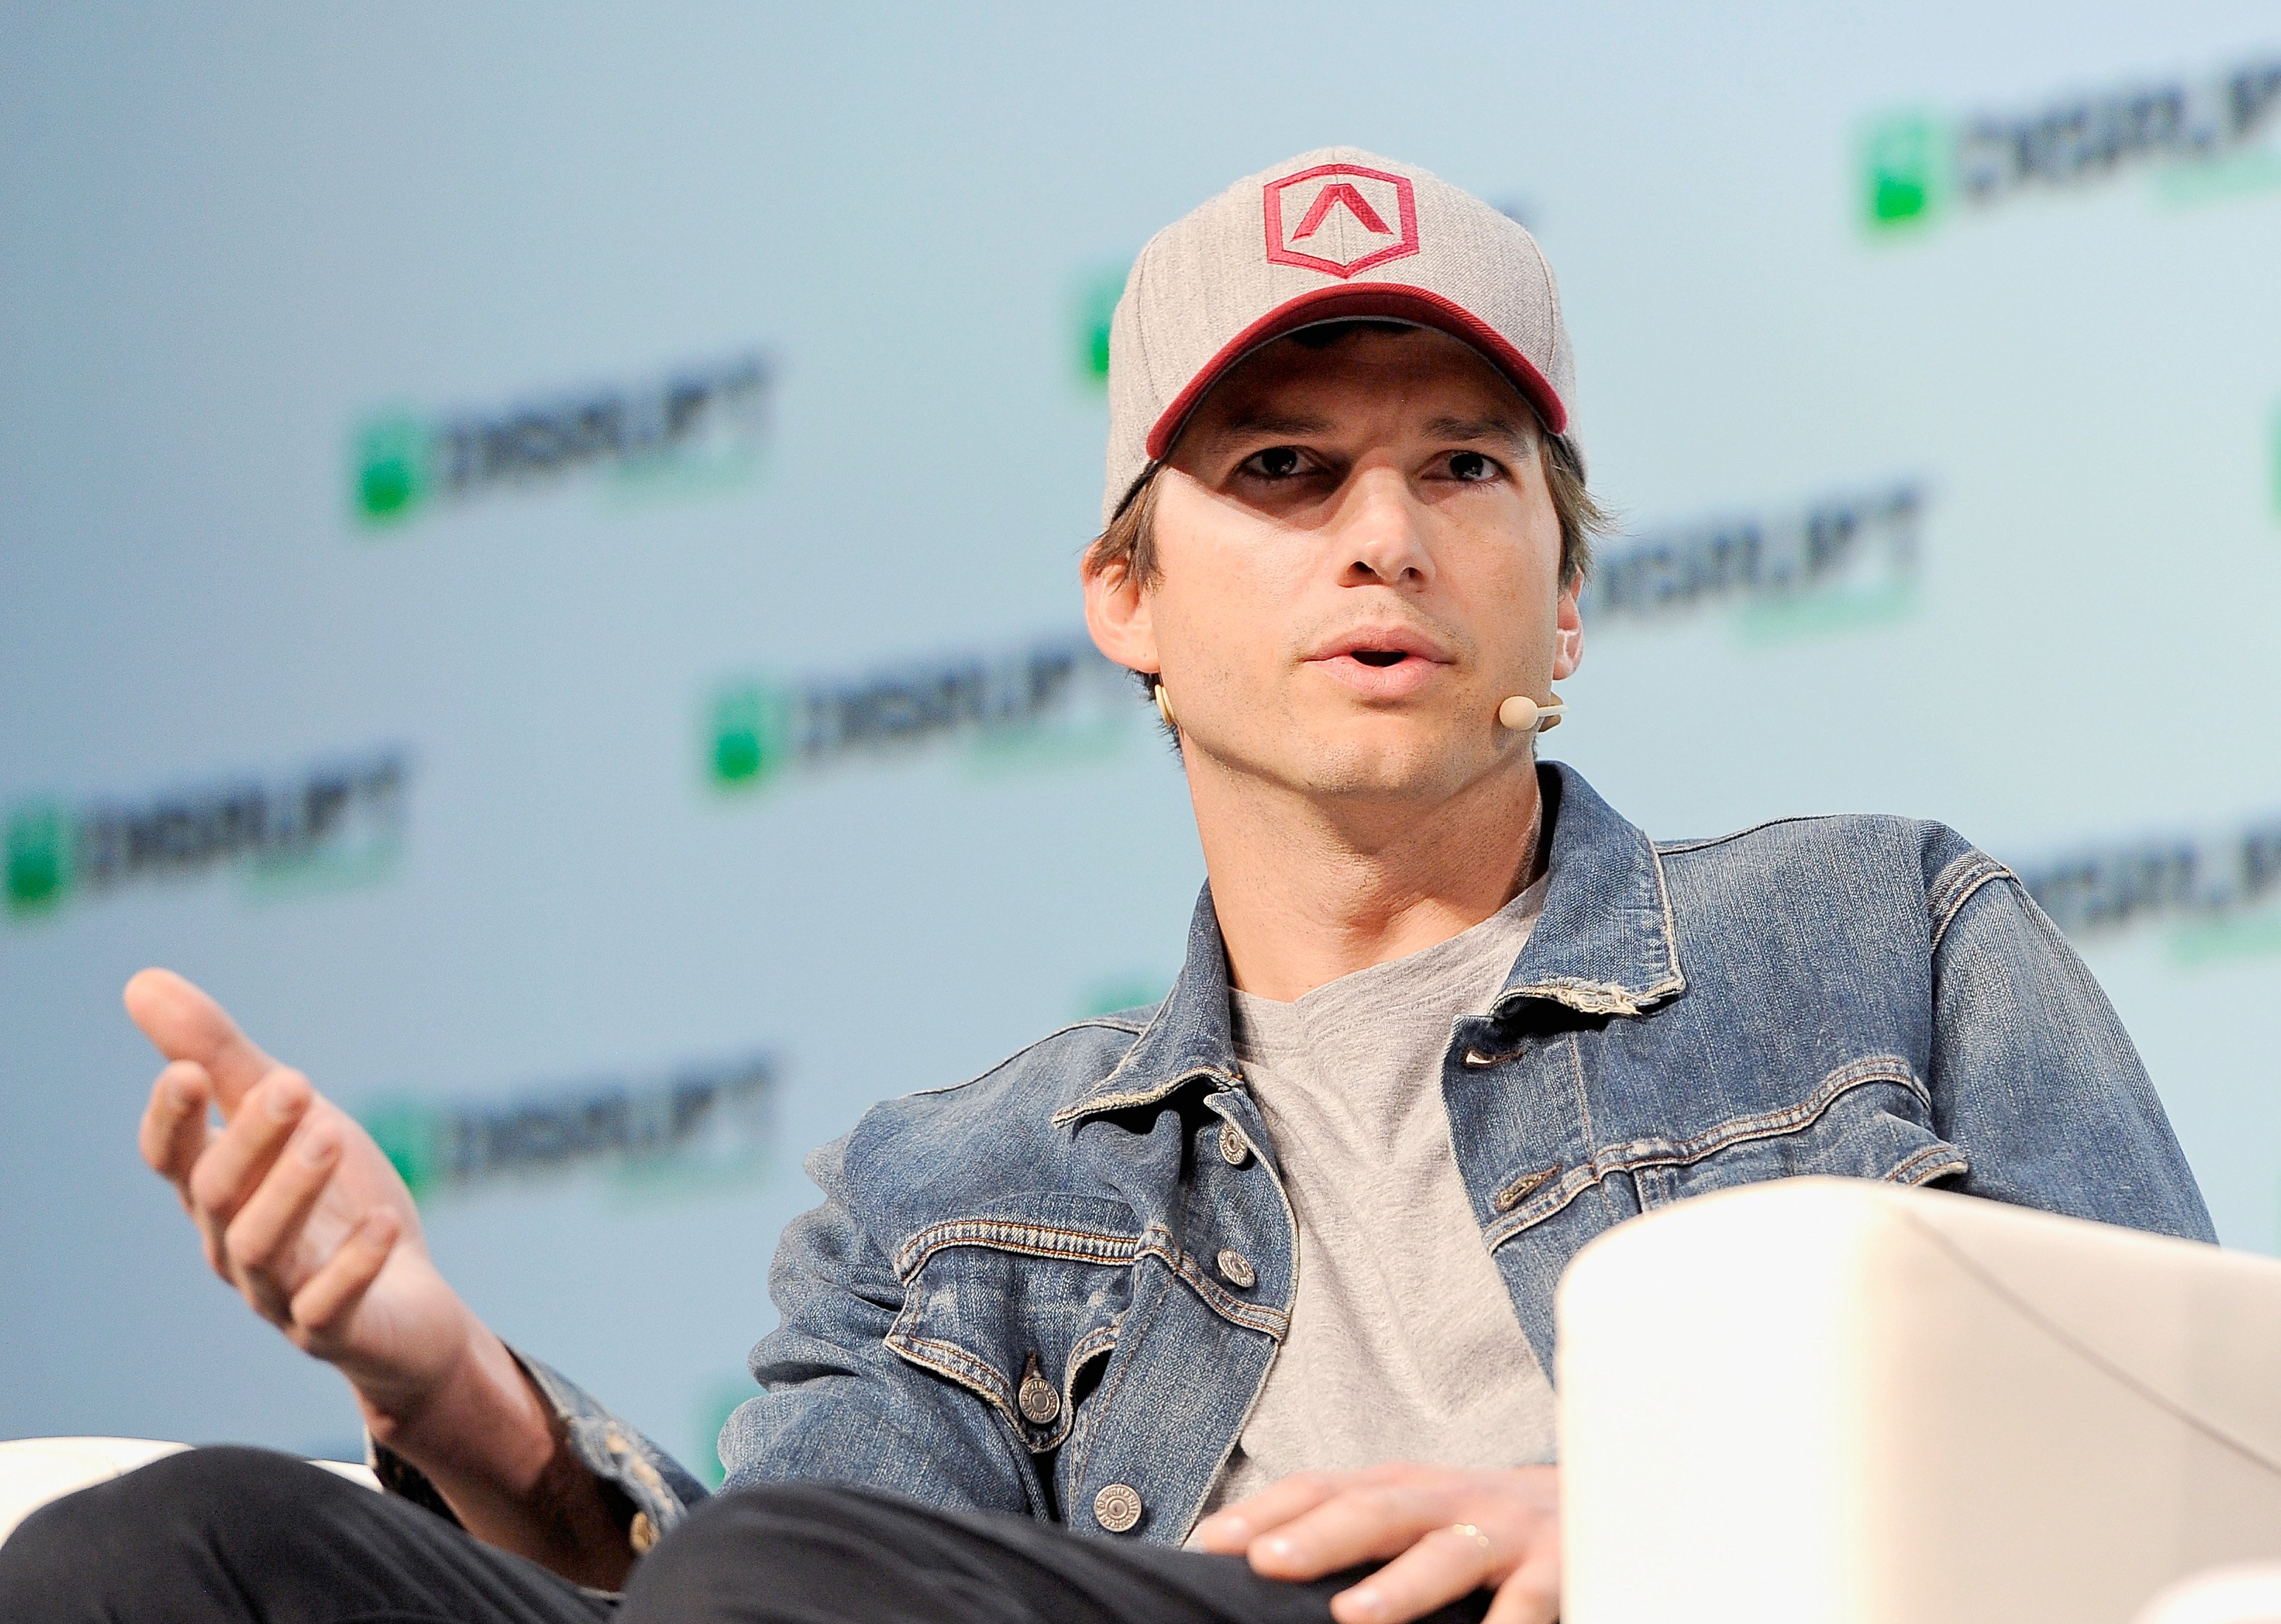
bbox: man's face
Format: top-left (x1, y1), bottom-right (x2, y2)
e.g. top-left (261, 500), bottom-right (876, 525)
top-left (1087, 325), bottom-right (1583, 809)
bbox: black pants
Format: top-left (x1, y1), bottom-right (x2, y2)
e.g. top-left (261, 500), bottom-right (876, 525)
top-left (0, 1446), bottom-right (1492, 1624)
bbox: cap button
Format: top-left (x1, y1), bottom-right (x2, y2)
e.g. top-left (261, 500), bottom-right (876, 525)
top-left (1218, 1121), bottom-right (1250, 1167)
top-left (1216, 1248), bottom-right (1257, 1289)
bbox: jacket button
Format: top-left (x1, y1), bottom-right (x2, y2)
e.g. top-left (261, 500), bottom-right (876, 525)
top-left (1218, 1122), bottom-right (1250, 1166)
top-left (1094, 1482), bottom-right (1144, 1533)
top-left (1216, 1248), bottom-right (1256, 1289)
top-left (1018, 1366), bottom-right (1061, 1425)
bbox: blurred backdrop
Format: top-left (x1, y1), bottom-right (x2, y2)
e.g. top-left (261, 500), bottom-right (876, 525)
top-left (4, 3), bottom-right (2279, 1477)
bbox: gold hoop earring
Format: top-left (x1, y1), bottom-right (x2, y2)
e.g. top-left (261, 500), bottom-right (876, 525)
top-left (1154, 682), bottom-right (1177, 729)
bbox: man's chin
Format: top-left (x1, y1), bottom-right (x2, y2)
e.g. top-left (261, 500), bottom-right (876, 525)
top-left (1291, 728), bottom-right (1521, 805)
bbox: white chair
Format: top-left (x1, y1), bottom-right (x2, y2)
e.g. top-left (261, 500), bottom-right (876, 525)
top-left (1560, 1177), bottom-right (2281, 1623)
top-left (2131, 1565), bottom-right (2281, 1624)
top-left (0, 1436), bottom-right (377, 1544)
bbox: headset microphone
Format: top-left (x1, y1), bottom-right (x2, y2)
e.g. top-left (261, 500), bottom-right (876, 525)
top-left (1497, 695), bottom-right (1564, 733)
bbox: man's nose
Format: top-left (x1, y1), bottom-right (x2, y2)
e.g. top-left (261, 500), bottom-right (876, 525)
top-left (1334, 465), bottom-right (1434, 588)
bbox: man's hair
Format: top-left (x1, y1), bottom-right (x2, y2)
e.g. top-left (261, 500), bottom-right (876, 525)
top-left (1083, 324), bottom-right (1609, 614)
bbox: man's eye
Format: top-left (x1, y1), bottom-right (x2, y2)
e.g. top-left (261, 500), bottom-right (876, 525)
top-left (1242, 447), bottom-right (1306, 479)
top-left (1447, 451), bottom-right (1501, 483)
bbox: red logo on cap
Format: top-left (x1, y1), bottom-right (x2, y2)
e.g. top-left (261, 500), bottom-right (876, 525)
top-left (1263, 163), bottom-right (1420, 279)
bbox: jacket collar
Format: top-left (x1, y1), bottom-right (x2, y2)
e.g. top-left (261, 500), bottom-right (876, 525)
top-left (1489, 762), bottom-right (1686, 1019)
top-left (1052, 888), bottom-right (1242, 1128)
top-left (1053, 762), bottom-right (1684, 1129)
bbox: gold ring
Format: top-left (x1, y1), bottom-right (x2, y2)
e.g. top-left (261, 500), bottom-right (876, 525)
top-left (1449, 1522), bottom-right (1493, 1552)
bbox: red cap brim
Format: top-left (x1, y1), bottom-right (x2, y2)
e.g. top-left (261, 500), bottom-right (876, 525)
top-left (1142, 283), bottom-right (1570, 464)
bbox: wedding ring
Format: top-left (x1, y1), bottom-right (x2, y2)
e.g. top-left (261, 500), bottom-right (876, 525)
top-left (1449, 1522), bottom-right (1493, 1552)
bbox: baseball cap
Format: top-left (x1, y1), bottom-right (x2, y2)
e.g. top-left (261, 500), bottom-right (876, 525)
top-left (1101, 146), bottom-right (1580, 526)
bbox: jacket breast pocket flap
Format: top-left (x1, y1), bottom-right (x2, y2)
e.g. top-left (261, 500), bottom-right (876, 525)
top-left (1645, 1056), bottom-right (1970, 1203)
top-left (886, 1193), bottom-right (1139, 1447)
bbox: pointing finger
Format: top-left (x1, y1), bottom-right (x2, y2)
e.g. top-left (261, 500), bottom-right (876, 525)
top-left (123, 969), bottom-right (278, 1115)
top-left (140, 1061), bottom-right (213, 1199)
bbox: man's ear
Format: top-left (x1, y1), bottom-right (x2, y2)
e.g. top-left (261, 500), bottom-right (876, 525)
top-left (1083, 553), bottom-right (1161, 679)
top-left (1552, 576), bottom-right (1584, 682)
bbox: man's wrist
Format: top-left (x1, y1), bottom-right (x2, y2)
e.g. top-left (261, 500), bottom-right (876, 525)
top-left (354, 1308), bottom-right (556, 1499)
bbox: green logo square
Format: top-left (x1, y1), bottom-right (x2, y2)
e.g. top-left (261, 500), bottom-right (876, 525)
top-left (710, 685), bottom-right (796, 789)
top-left (1862, 115), bottom-right (1945, 229)
top-left (353, 414), bottom-right (431, 526)
top-left (5, 806), bottom-right (71, 916)
top-left (2272, 402), bottom-right (2281, 523)
top-left (359, 1101), bottom-right (443, 1201)
top-left (1075, 266), bottom-right (1128, 388)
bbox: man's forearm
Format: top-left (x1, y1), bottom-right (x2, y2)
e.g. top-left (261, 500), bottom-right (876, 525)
top-left (357, 1308), bottom-right (635, 1590)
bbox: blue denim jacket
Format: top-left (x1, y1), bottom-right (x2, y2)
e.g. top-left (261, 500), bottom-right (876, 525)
top-left (407, 763), bottom-right (2213, 1552)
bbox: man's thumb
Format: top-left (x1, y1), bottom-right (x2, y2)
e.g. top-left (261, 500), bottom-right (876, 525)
top-left (123, 968), bottom-right (278, 1112)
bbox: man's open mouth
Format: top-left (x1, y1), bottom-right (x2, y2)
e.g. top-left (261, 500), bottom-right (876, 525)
top-left (1350, 650), bottom-right (1411, 668)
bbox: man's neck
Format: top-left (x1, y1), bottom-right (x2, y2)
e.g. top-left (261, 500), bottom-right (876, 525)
top-left (1189, 757), bottom-right (1545, 1003)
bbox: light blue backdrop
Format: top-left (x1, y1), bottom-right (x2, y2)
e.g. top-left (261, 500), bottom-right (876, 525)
top-left (4, 2), bottom-right (2277, 1478)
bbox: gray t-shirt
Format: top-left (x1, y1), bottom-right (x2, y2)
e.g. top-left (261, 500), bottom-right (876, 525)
top-left (1200, 877), bottom-right (1559, 1515)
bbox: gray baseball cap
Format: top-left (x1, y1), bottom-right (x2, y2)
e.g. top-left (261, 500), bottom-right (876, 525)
top-left (1101, 146), bottom-right (1579, 526)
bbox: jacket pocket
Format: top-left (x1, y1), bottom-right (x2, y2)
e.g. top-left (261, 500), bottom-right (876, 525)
top-left (1489, 1053), bottom-right (1968, 1243)
top-left (887, 1193), bottom-right (1138, 1453)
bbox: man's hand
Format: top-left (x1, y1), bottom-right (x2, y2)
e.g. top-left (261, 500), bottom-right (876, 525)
top-left (1191, 1462), bottom-right (1559, 1624)
top-left (128, 967), bottom-right (468, 1413)
top-left (125, 968), bottom-right (633, 1589)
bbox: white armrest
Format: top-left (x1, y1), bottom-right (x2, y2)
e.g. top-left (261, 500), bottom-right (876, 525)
top-left (0, 1437), bottom-right (377, 1544)
top-left (1558, 1177), bottom-right (2281, 1624)
top-left (2134, 1565), bottom-right (2281, 1624)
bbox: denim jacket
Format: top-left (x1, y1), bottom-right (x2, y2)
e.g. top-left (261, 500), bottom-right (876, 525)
top-left (387, 763), bottom-right (2213, 1552)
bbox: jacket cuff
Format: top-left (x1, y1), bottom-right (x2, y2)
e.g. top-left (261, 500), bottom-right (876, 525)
top-left (515, 1349), bottom-right (712, 1549)
top-left (362, 1346), bottom-right (712, 1554)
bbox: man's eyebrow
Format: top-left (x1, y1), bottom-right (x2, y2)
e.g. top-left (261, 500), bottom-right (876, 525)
top-left (1423, 414), bottom-right (1534, 445)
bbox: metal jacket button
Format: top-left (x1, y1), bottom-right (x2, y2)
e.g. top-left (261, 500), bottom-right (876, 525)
top-left (1216, 1248), bottom-right (1256, 1289)
top-left (1094, 1482), bottom-right (1143, 1533)
top-left (1018, 1356), bottom-right (1061, 1425)
top-left (1218, 1122), bottom-right (1250, 1166)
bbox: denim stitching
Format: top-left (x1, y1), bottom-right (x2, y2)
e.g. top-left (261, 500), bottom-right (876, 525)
top-left (894, 1218), bottom-right (1141, 1279)
top-left (1014, 1322), bottom-right (1121, 1456)
top-left (905, 1014), bottom-right (1154, 1103)
top-left (894, 1219), bottom-right (1287, 1338)
top-left (1484, 1053), bottom-right (1928, 1247)
top-left (1566, 1031), bottom-right (1620, 1222)
top-left (886, 1332), bottom-right (1015, 1418)
top-left (1887, 1142), bottom-right (1971, 1186)
top-left (1492, 843), bottom-right (1686, 1017)
top-left (1151, 1232), bottom-right (1289, 1336)
top-left (1929, 847), bottom-right (2007, 915)
top-left (1928, 851), bottom-right (2013, 954)
top-left (1648, 841), bottom-right (1686, 990)
top-left (1927, 849), bottom-right (1985, 919)
top-left (1061, 1272), bottom-right (1170, 1491)
top-left (1656, 813), bottom-right (1881, 855)
top-left (1063, 981), bottom-right (1185, 1107)
top-left (1051, 1066), bottom-right (1237, 1128)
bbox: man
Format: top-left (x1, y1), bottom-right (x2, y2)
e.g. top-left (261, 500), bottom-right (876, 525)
top-left (0, 148), bottom-right (2211, 1624)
